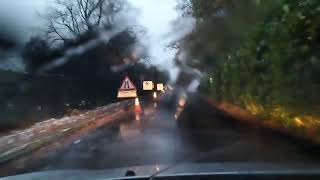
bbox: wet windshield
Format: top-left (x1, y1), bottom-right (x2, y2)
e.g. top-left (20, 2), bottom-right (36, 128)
top-left (1, 0), bottom-right (320, 179)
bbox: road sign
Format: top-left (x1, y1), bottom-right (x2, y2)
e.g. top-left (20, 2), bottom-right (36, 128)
top-left (119, 76), bottom-right (136, 90)
top-left (143, 81), bottom-right (154, 91)
top-left (156, 83), bottom-right (164, 91)
top-left (117, 76), bottom-right (137, 98)
top-left (117, 90), bottom-right (137, 98)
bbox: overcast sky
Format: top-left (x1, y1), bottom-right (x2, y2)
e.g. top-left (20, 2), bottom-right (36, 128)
top-left (0, 0), bottom-right (47, 44)
top-left (0, 0), bottom-right (180, 78)
top-left (128, 0), bottom-right (179, 79)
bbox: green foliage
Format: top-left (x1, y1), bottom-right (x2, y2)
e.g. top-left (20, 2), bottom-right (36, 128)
top-left (179, 0), bottom-right (320, 129)
top-left (175, 0), bottom-right (280, 72)
top-left (223, 0), bottom-right (320, 110)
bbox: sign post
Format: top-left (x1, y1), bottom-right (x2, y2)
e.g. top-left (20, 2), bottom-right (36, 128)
top-left (117, 76), bottom-right (137, 98)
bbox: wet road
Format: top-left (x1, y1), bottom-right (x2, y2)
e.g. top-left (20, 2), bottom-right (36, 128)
top-left (8, 95), bottom-right (320, 175)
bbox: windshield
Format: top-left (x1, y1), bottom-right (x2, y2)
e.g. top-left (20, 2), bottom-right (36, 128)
top-left (1, 0), bottom-right (320, 179)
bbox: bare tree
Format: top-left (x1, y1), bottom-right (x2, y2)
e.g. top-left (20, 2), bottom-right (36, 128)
top-left (46, 0), bottom-right (124, 44)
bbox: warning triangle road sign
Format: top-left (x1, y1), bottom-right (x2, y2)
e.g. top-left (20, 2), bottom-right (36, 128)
top-left (119, 76), bottom-right (137, 91)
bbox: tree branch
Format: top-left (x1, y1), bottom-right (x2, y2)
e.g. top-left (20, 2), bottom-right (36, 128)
top-left (66, 6), bottom-right (81, 34)
top-left (44, 0), bottom-right (123, 45)
top-left (48, 21), bottom-right (66, 42)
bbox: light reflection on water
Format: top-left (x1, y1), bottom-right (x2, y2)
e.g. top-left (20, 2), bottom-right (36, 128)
top-left (120, 112), bottom-right (147, 139)
top-left (135, 113), bottom-right (141, 121)
top-left (175, 95), bottom-right (187, 120)
top-left (120, 120), bottom-right (141, 139)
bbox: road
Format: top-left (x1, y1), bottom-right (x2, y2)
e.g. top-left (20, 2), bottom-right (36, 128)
top-left (3, 94), bottom-right (320, 177)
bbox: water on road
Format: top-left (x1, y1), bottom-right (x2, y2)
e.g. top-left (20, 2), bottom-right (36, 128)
top-left (4, 96), bottom-right (320, 176)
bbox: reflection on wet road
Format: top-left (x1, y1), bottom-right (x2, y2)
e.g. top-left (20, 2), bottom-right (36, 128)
top-left (38, 104), bottom-right (188, 170)
top-left (10, 95), bottom-right (320, 175)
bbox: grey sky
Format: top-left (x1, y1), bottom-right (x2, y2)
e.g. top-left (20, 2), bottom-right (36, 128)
top-left (128, 0), bottom-right (179, 79)
top-left (0, 0), bottom-right (47, 44)
top-left (0, 0), bottom-right (181, 78)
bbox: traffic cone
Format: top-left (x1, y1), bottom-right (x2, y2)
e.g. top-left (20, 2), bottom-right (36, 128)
top-left (134, 98), bottom-right (142, 114)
